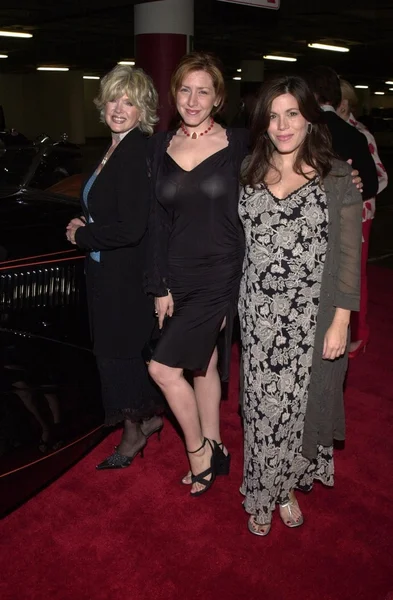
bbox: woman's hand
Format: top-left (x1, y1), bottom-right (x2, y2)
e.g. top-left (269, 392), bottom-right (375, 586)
top-left (347, 160), bottom-right (363, 193)
top-left (323, 308), bottom-right (350, 360)
top-left (66, 217), bottom-right (85, 244)
top-left (155, 292), bottom-right (174, 329)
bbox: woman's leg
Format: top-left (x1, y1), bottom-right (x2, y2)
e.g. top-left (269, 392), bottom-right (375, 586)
top-left (117, 419), bottom-right (146, 456)
top-left (148, 360), bottom-right (213, 494)
top-left (193, 347), bottom-right (222, 442)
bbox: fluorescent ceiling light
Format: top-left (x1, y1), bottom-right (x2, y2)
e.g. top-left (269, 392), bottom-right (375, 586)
top-left (355, 85), bottom-right (368, 89)
top-left (0, 54), bottom-right (8, 59)
top-left (0, 30), bottom-right (32, 38)
top-left (308, 43), bottom-right (349, 53)
top-left (37, 67), bottom-right (69, 72)
top-left (233, 76), bottom-right (241, 81)
top-left (83, 75), bottom-right (100, 80)
top-left (263, 55), bottom-right (297, 62)
top-left (237, 68), bottom-right (242, 72)
top-left (118, 60), bottom-right (135, 66)
top-left (389, 88), bottom-right (393, 91)
top-left (385, 81), bottom-right (393, 85)
top-left (375, 92), bottom-right (385, 95)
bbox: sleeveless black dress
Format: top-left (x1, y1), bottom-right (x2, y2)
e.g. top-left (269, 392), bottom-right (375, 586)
top-left (145, 128), bottom-right (249, 381)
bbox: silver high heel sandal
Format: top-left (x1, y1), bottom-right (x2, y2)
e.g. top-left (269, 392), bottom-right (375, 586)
top-left (247, 516), bottom-right (271, 537)
top-left (279, 497), bottom-right (304, 528)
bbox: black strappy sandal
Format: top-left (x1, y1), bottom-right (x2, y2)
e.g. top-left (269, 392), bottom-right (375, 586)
top-left (187, 438), bottom-right (216, 498)
top-left (214, 442), bottom-right (231, 476)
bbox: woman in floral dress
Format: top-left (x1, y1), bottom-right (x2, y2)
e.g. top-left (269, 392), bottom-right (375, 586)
top-left (238, 74), bottom-right (362, 536)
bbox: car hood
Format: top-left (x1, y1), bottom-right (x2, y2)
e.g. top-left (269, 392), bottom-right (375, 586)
top-left (0, 186), bottom-right (81, 260)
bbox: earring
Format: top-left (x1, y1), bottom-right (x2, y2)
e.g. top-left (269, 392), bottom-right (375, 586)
top-left (307, 123), bottom-right (313, 134)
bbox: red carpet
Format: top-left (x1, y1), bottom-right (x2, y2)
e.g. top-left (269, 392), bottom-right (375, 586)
top-left (1, 266), bottom-right (393, 600)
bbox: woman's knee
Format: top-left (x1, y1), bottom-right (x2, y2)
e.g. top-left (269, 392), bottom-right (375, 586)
top-left (148, 360), bottom-right (179, 388)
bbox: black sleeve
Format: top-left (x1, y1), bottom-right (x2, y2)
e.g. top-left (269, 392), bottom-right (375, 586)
top-left (351, 132), bottom-right (379, 202)
top-left (74, 153), bottom-right (150, 251)
top-left (143, 133), bottom-right (172, 297)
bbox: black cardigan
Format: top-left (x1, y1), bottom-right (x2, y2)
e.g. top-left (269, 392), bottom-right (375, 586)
top-left (75, 128), bottom-right (155, 358)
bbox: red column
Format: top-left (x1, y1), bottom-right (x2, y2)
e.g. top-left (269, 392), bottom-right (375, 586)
top-left (135, 0), bottom-right (194, 131)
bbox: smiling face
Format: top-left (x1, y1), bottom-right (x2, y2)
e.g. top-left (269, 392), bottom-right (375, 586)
top-left (104, 93), bottom-right (141, 134)
top-left (267, 93), bottom-right (309, 156)
top-left (176, 70), bottom-right (219, 129)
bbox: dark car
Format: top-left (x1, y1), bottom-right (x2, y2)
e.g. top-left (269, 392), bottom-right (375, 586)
top-left (0, 131), bottom-right (82, 190)
top-left (0, 155), bottom-right (104, 517)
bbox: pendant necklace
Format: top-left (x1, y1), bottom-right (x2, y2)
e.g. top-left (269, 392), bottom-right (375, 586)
top-left (181, 117), bottom-right (214, 140)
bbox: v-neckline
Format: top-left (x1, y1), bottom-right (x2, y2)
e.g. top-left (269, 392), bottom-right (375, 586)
top-left (165, 129), bottom-right (230, 173)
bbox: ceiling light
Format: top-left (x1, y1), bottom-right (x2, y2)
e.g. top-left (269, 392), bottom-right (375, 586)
top-left (0, 54), bottom-right (8, 59)
top-left (389, 88), bottom-right (393, 91)
top-left (37, 67), bottom-right (69, 72)
top-left (355, 85), bottom-right (368, 89)
top-left (308, 43), bottom-right (349, 53)
top-left (237, 68), bottom-right (242, 72)
top-left (0, 30), bottom-right (32, 38)
top-left (233, 76), bottom-right (241, 81)
top-left (263, 55), bottom-right (297, 62)
top-left (83, 75), bottom-right (100, 80)
top-left (118, 60), bottom-right (135, 66)
top-left (375, 92), bottom-right (385, 95)
top-left (385, 81), bottom-right (393, 85)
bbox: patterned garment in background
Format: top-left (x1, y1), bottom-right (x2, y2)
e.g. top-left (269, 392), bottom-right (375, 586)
top-left (348, 112), bottom-right (388, 222)
top-left (238, 177), bottom-right (334, 524)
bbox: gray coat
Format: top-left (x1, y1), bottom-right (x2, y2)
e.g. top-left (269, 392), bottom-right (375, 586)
top-left (302, 158), bottom-right (362, 459)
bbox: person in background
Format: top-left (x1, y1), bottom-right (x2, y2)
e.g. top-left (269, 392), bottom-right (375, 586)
top-left (239, 74), bottom-right (362, 536)
top-left (66, 65), bottom-right (164, 470)
top-left (306, 66), bottom-right (378, 205)
top-left (337, 78), bottom-right (388, 357)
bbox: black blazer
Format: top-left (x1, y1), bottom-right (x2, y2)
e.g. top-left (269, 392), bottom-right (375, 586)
top-left (322, 111), bottom-right (378, 201)
top-left (75, 128), bottom-right (155, 358)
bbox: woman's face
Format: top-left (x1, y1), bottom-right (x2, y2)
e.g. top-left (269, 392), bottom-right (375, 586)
top-left (104, 94), bottom-right (140, 134)
top-left (267, 93), bottom-right (309, 155)
top-left (176, 70), bottom-right (219, 128)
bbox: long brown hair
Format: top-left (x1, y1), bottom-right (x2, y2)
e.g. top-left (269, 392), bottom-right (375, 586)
top-left (243, 74), bottom-right (335, 188)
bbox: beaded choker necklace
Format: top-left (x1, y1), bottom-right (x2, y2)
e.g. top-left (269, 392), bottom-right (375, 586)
top-left (180, 117), bottom-right (214, 139)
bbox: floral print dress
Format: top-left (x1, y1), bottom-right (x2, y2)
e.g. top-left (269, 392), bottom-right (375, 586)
top-left (238, 177), bottom-right (334, 524)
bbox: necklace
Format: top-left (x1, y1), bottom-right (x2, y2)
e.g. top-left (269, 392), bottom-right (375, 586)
top-left (180, 117), bottom-right (214, 140)
top-left (101, 143), bottom-right (118, 166)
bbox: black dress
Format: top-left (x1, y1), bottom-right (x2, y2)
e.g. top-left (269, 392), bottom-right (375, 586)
top-left (145, 128), bottom-right (249, 381)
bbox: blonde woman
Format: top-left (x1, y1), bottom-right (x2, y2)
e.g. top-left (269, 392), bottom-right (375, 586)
top-left (66, 65), bottom-right (164, 470)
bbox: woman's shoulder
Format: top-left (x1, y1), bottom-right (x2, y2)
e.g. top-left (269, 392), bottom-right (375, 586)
top-left (148, 130), bottom-right (174, 157)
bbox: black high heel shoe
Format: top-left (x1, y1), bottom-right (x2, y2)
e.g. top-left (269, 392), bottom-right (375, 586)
top-left (187, 438), bottom-right (216, 498)
top-left (96, 439), bottom-right (146, 470)
top-left (181, 441), bottom-right (230, 485)
top-left (214, 442), bottom-right (231, 476)
top-left (141, 417), bottom-right (164, 442)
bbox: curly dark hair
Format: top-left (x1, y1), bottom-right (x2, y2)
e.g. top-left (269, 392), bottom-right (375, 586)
top-left (242, 74), bottom-right (335, 188)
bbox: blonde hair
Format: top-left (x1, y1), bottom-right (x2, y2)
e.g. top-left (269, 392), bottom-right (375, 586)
top-left (170, 52), bottom-right (226, 114)
top-left (340, 79), bottom-right (359, 112)
top-left (94, 65), bottom-right (158, 135)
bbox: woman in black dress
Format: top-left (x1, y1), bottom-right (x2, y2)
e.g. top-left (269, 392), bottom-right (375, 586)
top-left (66, 65), bottom-right (164, 469)
top-left (146, 53), bottom-right (249, 495)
